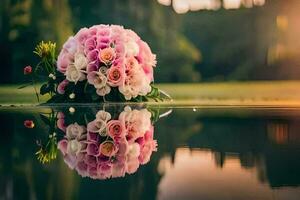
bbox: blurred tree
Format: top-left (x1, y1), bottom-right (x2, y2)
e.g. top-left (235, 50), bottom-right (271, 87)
top-left (0, 0), bottom-right (73, 83)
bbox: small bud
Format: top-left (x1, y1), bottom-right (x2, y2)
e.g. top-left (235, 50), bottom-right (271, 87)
top-left (24, 66), bottom-right (32, 75)
top-left (48, 73), bottom-right (56, 80)
top-left (69, 107), bottom-right (75, 113)
top-left (69, 93), bottom-right (75, 99)
top-left (24, 120), bottom-right (35, 128)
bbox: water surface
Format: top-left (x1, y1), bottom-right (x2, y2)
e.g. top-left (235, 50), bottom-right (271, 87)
top-left (1, 105), bottom-right (300, 200)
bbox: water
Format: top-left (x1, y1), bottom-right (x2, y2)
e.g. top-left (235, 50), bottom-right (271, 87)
top-left (1, 105), bottom-right (300, 200)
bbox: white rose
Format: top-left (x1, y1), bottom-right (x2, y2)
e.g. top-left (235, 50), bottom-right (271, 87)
top-left (96, 85), bottom-right (111, 96)
top-left (125, 41), bottom-right (139, 56)
top-left (128, 143), bottom-right (140, 159)
top-left (66, 65), bottom-right (86, 83)
top-left (66, 123), bottom-right (86, 139)
top-left (93, 72), bottom-right (107, 89)
top-left (87, 119), bottom-right (107, 136)
top-left (96, 110), bottom-right (111, 122)
top-left (67, 139), bottom-right (82, 155)
top-left (74, 53), bottom-right (88, 70)
top-left (119, 66), bottom-right (151, 100)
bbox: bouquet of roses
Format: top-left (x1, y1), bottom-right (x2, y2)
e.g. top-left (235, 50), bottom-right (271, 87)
top-left (57, 107), bottom-right (157, 179)
top-left (22, 25), bottom-right (169, 103)
top-left (34, 105), bottom-right (164, 179)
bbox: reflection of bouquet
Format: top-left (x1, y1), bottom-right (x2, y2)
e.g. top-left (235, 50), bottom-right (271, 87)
top-left (22, 25), bottom-right (168, 102)
top-left (57, 106), bottom-right (157, 179)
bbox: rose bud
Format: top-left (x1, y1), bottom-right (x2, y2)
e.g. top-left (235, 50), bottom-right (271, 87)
top-left (24, 66), bottom-right (32, 75)
top-left (24, 120), bottom-right (35, 128)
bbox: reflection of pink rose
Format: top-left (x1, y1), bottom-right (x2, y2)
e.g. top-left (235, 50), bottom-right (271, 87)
top-left (57, 79), bottom-right (69, 95)
top-left (99, 141), bottom-right (117, 157)
top-left (97, 163), bottom-right (112, 179)
top-left (127, 157), bottom-right (140, 174)
top-left (107, 67), bottom-right (124, 87)
top-left (107, 120), bottom-right (125, 139)
top-left (115, 139), bottom-right (129, 156)
top-left (88, 166), bottom-right (98, 178)
top-left (87, 132), bottom-right (99, 142)
top-left (139, 140), bottom-right (157, 164)
top-left (85, 155), bottom-right (97, 167)
top-left (64, 154), bottom-right (77, 169)
top-left (87, 143), bottom-right (99, 156)
top-left (77, 161), bottom-right (88, 177)
top-left (57, 105), bottom-right (158, 180)
top-left (58, 139), bottom-right (68, 155)
top-left (112, 161), bottom-right (126, 178)
top-left (57, 118), bottom-right (66, 132)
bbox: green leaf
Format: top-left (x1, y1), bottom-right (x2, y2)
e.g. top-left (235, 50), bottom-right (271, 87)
top-left (40, 84), bottom-right (50, 95)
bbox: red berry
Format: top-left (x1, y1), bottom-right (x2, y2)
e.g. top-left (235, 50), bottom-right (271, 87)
top-left (24, 66), bottom-right (32, 75)
top-left (24, 120), bottom-right (35, 128)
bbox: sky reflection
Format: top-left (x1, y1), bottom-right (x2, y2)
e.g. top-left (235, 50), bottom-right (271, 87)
top-left (157, 148), bottom-right (300, 200)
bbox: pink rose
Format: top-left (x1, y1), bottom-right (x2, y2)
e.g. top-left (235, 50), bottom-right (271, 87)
top-left (57, 51), bottom-right (72, 73)
top-left (107, 67), bottom-right (124, 87)
top-left (63, 37), bottom-right (77, 54)
top-left (57, 79), bottom-right (69, 95)
top-left (86, 49), bottom-right (99, 63)
top-left (97, 25), bottom-right (110, 36)
top-left (136, 40), bottom-right (156, 81)
top-left (87, 62), bottom-right (99, 72)
top-left (76, 28), bottom-right (89, 45)
top-left (99, 141), bottom-right (117, 157)
top-left (88, 26), bottom-right (98, 36)
top-left (99, 47), bottom-right (116, 64)
top-left (106, 120), bottom-right (125, 140)
top-left (125, 56), bottom-right (139, 70)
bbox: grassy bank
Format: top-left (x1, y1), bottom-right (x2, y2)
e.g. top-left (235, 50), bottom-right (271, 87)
top-left (0, 81), bottom-right (300, 106)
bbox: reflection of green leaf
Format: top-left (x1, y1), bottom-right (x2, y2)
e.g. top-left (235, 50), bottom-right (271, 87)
top-left (149, 107), bottom-right (160, 123)
top-left (39, 114), bottom-right (51, 125)
top-left (36, 136), bottom-right (57, 164)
